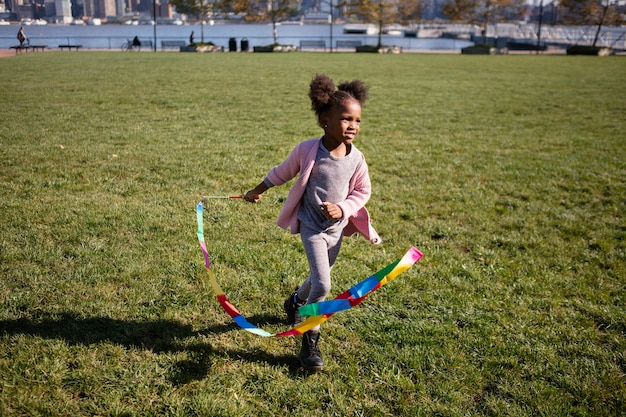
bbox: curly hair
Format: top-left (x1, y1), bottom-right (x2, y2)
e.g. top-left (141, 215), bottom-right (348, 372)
top-left (308, 74), bottom-right (369, 127)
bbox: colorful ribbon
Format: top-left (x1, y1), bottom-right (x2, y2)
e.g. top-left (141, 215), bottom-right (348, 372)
top-left (196, 202), bottom-right (423, 337)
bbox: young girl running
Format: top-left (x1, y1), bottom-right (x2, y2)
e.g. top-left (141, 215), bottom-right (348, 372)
top-left (244, 73), bottom-right (380, 371)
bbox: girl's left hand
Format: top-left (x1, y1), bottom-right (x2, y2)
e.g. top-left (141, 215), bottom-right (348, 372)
top-left (321, 202), bottom-right (343, 220)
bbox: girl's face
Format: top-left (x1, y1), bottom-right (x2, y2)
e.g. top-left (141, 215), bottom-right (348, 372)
top-left (322, 99), bottom-right (362, 148)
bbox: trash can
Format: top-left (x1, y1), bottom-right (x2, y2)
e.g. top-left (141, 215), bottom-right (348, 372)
top-left (241, 38), bottom-right (249, 52)
top-left (229, 37), bottom-right (237, 52)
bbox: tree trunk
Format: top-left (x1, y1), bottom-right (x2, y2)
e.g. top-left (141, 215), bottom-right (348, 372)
top-left (377, 2), bottom-right (383, 48)
top-left (536, 0), bottom-right (544, 54)
top-left (593, 2), bottom-right (609, 47)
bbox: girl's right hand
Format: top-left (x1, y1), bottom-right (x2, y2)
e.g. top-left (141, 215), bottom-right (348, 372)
top-left (244, 190), bottom-right (261, 203)
top-left (244, 181), bottom-right (269, 203)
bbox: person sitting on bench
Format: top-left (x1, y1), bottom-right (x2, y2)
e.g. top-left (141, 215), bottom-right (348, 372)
top-left (17, 26), bottom-right (28, 47)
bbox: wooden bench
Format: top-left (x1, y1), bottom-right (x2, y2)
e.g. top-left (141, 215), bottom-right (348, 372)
top-left (299, 40), bottom-right (326, 51)
top-left (161, 40), bottom-right (186, 50)
top-left (9, 45), bottom-right (29, 54)
top-left (59, 45), bottom-right (82, 51)
top-left (29, 45), bottom-right (46, 52)
top-left (336, 40), bottom-right (362, 50)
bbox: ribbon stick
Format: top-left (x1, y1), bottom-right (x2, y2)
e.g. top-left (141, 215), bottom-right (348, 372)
top-left (202, 195), bottom-right (242, 199)
top-left (298, 248), bottom-right (422, 317)
top-left (196, 202), bottom-right (423, 337)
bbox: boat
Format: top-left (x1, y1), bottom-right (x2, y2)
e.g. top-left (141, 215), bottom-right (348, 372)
top-left (382, 25), bottom-right (404, 36)
top-left (281, 19), bottom-right (304, 25)
top-left (441, 32), bottom-right (470, 40)
top-left (343, 24), bottom-right (377, 35)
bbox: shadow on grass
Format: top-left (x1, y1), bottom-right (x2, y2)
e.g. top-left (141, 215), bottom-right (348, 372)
top-left (0, 312), bottom-right (307, 381)
top-left (0, 312), bottom-right (223, 351)
top-left (240, 312), bottom-right (291, 327)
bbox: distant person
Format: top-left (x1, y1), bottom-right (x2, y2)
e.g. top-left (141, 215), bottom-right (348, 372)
top-left (133, 36), bottom-right (141, 47)
top-left (17, 26), bottom-right (27, 47)
top-left (189, 31), bottom-right (194, 45)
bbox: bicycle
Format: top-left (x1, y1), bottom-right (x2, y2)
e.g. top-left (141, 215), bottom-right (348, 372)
top-left (121, 39), bottom-right (141, 52)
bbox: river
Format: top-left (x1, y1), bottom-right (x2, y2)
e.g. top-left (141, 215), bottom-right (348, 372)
top-left (0, 22), bottom-right (473, 51)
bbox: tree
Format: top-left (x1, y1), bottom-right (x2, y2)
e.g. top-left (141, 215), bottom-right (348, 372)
top-left (341, 0), bottom-right (423, 48)
top-left (442, 0), bottom-right (478, 22)
top-left (442, 0), bottom-right (526, 45)
top-left (170, 0), bottom-right (217, 43)
top-left (222, 0), bottom-right (301, 45)
top-left (557, 0), bottom-right (624, 47)
top-left (397, 0), bottom-right (425, 28)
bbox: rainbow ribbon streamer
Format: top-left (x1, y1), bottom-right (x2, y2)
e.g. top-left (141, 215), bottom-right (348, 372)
top-left (196, 202), bottom-right (423, 337)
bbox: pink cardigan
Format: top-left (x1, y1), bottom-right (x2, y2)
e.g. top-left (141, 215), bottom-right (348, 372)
top-left (266, 138), bottom-right (381, 244)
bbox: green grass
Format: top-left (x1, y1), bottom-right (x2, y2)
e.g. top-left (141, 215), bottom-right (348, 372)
top-left (0, 51), bottom-right (624, 416)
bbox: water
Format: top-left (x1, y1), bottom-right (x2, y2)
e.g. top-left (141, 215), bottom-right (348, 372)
top-left (0, 23), bottom-right (473, 51)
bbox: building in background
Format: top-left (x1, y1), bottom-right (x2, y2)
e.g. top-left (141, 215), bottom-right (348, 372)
top-left (1, 0), bottom-right (173, 21)
top-left (55, 0), bottom-right (72, 22)
top-left (82, 0), bottom-right (116, 19)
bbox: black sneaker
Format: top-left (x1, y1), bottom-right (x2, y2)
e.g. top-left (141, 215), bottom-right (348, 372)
top-left (299, 331), bottom-right (324, 372)
top-left (284, 290), bottom-right (305, 325)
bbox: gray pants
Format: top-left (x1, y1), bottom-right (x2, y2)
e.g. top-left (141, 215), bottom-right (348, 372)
top-left (297, 224), bottom-right (343, 330)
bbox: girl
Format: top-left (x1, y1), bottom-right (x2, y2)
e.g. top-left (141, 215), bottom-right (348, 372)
top-left (244, 74), bottom-right (380, 371)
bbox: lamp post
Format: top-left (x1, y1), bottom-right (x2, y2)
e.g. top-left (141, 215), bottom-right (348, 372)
top-left (329, 0), bottom-right (333, 53)
top-left (536, 0), bottom-right (544, 55)
top-left (320, 0), bottom-right (335, 52)
top-left (153, 0), bottom-right (157, 52)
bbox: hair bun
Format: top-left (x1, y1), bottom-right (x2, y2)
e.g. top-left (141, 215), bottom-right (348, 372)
top-left (308, 73), bottom-right (368, 127)
top-left (309, 74), bottom-right (335, 110)
top-left (337, 80), bottom-right (369, 104)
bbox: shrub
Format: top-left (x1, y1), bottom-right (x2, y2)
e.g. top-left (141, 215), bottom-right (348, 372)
top-left (356, 45), bottom-right (379, 53)
top-left (566, 45), bottom-right (613, 56)
top-left (253, 44), bottom-right (298, 52)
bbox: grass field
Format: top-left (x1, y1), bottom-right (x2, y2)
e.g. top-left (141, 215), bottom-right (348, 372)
top-left (0, 51), bottom-right (624, 416)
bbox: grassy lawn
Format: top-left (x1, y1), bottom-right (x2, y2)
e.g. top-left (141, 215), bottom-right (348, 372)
top-left (0, 51), bottom-right (624, 416)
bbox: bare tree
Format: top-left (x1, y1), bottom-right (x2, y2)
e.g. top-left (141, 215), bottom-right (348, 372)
top-left (557, 0), bottom-right (624, 47)
top-left (222, 0), bottom-right (301, 45)
top-left (170, 0), bottom-right (217, 43)
top-left (397, 0), bottom-right (426, 29)
top-left (341, 0), bottom-right (423, 48)
top-left (442, 0), bottom-right (526, 45)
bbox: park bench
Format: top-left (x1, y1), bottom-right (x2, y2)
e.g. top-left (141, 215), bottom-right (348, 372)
top-left (161, 40), bottom-right (186, 50)
top-left (336, 40), bottom-right (362, 50)
top-left (122, 39), bottom-right (153, 51)
top-left (9, 44), bottom-right (45, 53)
top-left (9, 45), bottom-right (29, 54)
top-left (299, 40), bottom-right (326, 51)
top-left (59, 44), bottom-right (82, 51)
